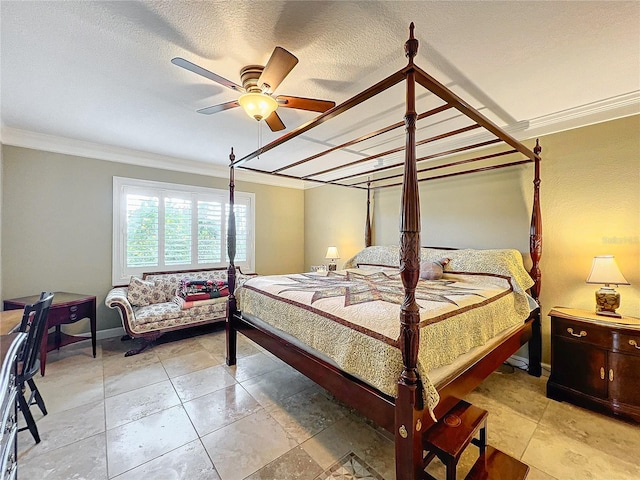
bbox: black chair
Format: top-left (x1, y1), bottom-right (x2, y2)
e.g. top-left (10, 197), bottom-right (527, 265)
top-left (16, 291), bottom-right (54, 444)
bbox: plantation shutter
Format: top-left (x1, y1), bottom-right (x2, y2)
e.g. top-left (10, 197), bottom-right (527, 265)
top-left (198, 200), bottom-right (223, 263)
top-left (125, 193), bottom-right (159, 268)
top-left (164, 195), bottom-right (192, 265)
top-left (113, 177), bottom-right (254, 284)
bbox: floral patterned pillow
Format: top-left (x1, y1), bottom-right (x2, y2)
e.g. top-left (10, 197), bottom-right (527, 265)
top-left (127, 277), bottom-right (170, 307)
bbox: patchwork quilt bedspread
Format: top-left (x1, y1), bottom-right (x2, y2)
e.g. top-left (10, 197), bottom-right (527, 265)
top-left (236, 260), bottom-right (533, 418)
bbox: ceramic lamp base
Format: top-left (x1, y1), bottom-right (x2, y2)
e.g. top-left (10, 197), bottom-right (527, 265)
top-left (328, 263), bottom-right (337, 271)
top-left (595, 287), bottom-right (622, 318)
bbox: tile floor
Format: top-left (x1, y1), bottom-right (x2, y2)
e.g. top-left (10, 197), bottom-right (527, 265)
top-left (16, 325), bottom-right (640, 480)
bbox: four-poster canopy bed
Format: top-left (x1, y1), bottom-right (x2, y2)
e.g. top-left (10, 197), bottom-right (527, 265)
top-left (225, 24), bottom-right (542, 480)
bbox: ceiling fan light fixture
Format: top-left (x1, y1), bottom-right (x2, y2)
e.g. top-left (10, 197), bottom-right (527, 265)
top-left (238, 92), bottom-right (278, 121)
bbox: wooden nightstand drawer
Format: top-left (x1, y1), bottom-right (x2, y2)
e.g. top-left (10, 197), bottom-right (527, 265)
top-left (613, 331), bottom-right (640, 356)
top-left (552, 317), bottom-right (610, 347)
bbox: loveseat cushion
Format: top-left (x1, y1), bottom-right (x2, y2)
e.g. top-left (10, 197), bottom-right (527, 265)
top-left (127, 277), bottom-right (170, 307)
top-left (132, 297), bottom-right (227, 327)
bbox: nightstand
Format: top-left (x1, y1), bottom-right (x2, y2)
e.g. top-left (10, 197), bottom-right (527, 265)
top-left (547, 307), bottom-right (640, 422)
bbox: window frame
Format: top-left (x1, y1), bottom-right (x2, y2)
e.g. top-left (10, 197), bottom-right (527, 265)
top-left (112, 176), bottom-right (255, 285)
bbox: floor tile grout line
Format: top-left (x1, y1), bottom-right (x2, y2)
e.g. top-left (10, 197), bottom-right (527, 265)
top-left (197, 435), bottom-right (223, 480)
top-left (107, 438), bottom-right (213, 480)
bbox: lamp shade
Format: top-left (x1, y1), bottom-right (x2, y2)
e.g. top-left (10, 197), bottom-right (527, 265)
top-left (586, 256), bottom-right (630, 286)
top-left (325, 246), bottom-right (340, 260)
top-left (238, 92), bottom-right (278, 121)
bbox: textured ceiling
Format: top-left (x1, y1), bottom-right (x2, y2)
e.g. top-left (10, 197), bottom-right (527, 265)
top-left (1, 1), bottom-right (639, 187)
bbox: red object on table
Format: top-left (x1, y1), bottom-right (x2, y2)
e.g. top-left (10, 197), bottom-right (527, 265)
top-left (3, 292), bottom-right (96, 376)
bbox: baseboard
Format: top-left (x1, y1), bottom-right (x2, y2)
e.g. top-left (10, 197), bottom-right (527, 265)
top-left (75, 326), bottom-right (125, 341)
top-left (508, 354), bottom-right (551, 377)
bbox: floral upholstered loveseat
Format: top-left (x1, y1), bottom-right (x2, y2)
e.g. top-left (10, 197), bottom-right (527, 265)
top-left (105, 267), bottom-right (255, 356)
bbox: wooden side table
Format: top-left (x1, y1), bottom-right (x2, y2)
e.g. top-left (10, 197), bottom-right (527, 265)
top-left (547, 307), bottom-right (640, 422)
top-left (3, 292), bottom-right (96, 376)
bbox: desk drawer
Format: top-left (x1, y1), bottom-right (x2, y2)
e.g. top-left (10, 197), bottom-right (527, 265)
top-left (48, 301), bottom-right (93, 325)
top-left (613, 331), bottom-right (640, 356)
top-left (552, 317), bottom-right (610, 348)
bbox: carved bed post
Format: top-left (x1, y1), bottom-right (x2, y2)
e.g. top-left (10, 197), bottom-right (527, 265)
top-left (226, 148), bottom-right (238, 366)
top-left (395, 23), bottom-right (424, 480)
top-left (365, 179), bottom-right (372, 247)
top-left (528, 139), bottom-right (542, 376)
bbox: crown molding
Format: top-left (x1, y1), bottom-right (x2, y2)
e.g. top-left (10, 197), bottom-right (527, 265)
top-left (3, 91), bottom-right (637, 191)
top-left (523, 91), bottom-right (639, 139)
top-left (0, 127), bottom-right (305, 190)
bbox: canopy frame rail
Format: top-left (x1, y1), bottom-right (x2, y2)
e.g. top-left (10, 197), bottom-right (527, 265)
top-left (238, 166), bottom-right (368, 190)
top-left (348, 149), bottom-right (519, 187)
top-left (302, 124), bottom-right (483, 180)
top-left (413, 65), bottom-right (539, 162)
top-left (329, 138), bottom-right (502, 183)
top-left (374, 158), bottom-right (533, 189)
top-left (229, 48), bottom-right (540, 181)
top-left (271, 104), bottom-right (454, 174)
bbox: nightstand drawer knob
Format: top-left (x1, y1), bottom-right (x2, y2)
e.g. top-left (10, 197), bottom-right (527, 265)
top-left (600, 367), bottom-right (605, 380)
top-left (567, 328), bottom-right (587, 338)
top-left (609, 369), bottom-right (614, 382)
top-left (629, 340), bottom-right (640, 350)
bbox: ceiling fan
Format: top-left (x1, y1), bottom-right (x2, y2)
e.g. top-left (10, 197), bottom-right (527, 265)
top-left (172, 47), bottom-right (335, 132)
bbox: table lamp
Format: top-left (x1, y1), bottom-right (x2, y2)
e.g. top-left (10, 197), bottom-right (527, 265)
top-left (586, 255), bottom-right (630, 318)
top-left (325, 246), bottom-right (340, 271)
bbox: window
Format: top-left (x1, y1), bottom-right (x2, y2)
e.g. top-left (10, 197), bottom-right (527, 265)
top-left (113, 177), bottom-right (254, 284)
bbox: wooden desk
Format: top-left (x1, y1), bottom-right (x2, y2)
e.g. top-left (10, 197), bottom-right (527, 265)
top-left (0, 311), bottom-right (22, 336)
top-left (3, 292), bottom-right (96, 375)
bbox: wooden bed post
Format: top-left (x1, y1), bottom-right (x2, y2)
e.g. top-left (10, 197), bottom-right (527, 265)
top-left (528, 139), bottom-right (542, 376)
top-left (226, 148), bottom-right (238, 366)
top-left (396, 23), bottom-right (424, 480)
top-left (365, 179), bottom-right (372, 247)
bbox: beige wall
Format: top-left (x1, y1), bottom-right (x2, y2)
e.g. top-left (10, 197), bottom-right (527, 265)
top-left (1, 145), bottom-right (304, 333)
top-left (304, 184), bottom-right (368, 270)
top-left (304, 115), bottom-right (640, 364)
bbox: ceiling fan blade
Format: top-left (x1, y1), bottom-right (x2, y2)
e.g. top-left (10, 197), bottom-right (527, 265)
top-left (258, 47), bottom-right (299, 94)
top-left (265, 111), bottom-right (286, 132)
top-left (171, 57), bottom-right (244, 93)
top-left (197, 100), bottom-right (240, 115)
top-left (276, 95), bottom-right (336, 113)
